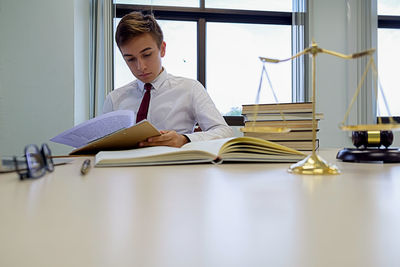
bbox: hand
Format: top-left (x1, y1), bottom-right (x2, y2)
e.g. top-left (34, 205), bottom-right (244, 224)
top-left (138, 130), bottom-right (189, 148)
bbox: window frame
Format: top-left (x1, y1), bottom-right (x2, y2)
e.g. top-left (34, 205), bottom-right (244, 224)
top-left (115, 3), bottom-right (291, 87)
top-left (113, 2), bottom-right (297, 125)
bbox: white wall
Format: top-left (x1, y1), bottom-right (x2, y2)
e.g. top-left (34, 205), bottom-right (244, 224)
top-left (74, 0), bottom-right (91, 126)
top-left (0, 0), bottom-right (89, 156)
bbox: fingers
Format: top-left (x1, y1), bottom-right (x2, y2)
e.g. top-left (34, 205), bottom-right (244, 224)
top-left (148, 130), bottom-right (174, 142)
top-left (138, 131), bottom-right (188, 148)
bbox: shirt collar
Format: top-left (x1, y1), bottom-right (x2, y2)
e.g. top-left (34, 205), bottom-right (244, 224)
top-left (137, 68), bottom-right (168, 92)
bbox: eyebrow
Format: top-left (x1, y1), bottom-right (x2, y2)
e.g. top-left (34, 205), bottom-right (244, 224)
top-left (123, 47), bottom-right (152, 57)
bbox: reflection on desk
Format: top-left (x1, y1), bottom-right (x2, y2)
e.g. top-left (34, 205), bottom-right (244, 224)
top-left (0, 157), bottom-right (73, 173)
top-left (1, 150), bottom-right (400, 267)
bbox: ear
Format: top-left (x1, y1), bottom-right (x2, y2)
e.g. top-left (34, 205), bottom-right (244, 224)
top-left (160, 41), bottom-right (166, 58)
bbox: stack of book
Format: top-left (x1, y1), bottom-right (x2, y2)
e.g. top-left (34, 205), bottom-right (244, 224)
top-left (241, 102), bottom-right (322, 151)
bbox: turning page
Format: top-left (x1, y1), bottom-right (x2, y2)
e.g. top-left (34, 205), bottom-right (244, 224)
top-left (51, 110), bottom-right (135, 148)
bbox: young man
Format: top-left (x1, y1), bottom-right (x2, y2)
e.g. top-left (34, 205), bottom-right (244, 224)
top-left (103, 12), bottom-right (234, 147)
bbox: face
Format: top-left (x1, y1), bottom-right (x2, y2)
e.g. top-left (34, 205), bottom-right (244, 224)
top-left (120, 33), bottom-right (166, 83)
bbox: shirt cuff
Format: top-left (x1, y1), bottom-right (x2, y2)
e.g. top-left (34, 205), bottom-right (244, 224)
top-left (183, 134), bottom-right (191, 143)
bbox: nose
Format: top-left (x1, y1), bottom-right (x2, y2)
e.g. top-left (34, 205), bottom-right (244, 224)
top-left (137, 58), bottom-right (146, 71)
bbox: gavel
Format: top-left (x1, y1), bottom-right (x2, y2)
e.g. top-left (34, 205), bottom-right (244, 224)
top-left (352, 130), bottom-right (393, 148)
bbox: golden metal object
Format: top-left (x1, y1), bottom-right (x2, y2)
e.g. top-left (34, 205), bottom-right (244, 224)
top-left (240, 126), bottom-right (291, 133)
top-left (260, 39), bottom-right (398, 175)
top-left (288, 154), bottom-right (340, 175)
top-left (367, 131), bottom-right (381, 145)
top-left (338, 48), bottom-right (397, 131)
top-left (261, 41), bottom-right (336, 174)
top-left (286, 40), bottom-right (337, 175)
top-left (340, 124), bottom-right (400, 131)
top-left (247, 78), bottom-right (294, 133)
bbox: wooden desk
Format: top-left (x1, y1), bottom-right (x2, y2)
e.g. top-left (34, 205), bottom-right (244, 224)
top-left (1, 150), bottom-right (400, 267)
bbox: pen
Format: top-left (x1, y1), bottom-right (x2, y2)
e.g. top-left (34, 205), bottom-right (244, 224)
top-left (80, 159), bottom-right (91, 175)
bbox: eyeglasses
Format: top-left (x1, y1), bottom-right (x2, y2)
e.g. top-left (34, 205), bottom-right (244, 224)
top-left (13, 143), bottom-right (54, 180)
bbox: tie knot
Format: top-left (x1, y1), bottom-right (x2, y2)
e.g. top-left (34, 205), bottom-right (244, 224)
top-left (144, 83), bottom-right (152, 91)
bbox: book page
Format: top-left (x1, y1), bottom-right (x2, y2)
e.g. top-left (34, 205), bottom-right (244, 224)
top-left (180, 138), bottom-right (233, 155)
top-left (50, 110), bottom-right (135, 148)
top-left (219, 136), bottom-right (306, 160)
top-left (95, 143), bottom-right (221, 166)
top-left (96, 146), bottom-right (180, 161)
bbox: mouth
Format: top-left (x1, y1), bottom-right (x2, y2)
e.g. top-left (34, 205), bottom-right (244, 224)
top-left (139, 73), bottom-right (151, 79)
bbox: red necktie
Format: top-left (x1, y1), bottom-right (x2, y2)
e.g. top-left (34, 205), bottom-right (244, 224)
top-left (136, 83), bottom-right (152, 123)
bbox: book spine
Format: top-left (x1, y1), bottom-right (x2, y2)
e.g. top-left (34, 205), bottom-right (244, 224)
top-left (275, 140), bottom-right (319, 151)
top-left (244, 130), bottom-right (317, 141)
top-left (242, 102), bottom-right (312, 114)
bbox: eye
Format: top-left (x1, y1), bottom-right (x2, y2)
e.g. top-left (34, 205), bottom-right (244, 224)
top-left (143, 53), bottom-right (152, 57)
top-left (127, 57), bottom-right (136, 62)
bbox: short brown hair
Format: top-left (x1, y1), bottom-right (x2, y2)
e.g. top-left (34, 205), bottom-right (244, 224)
top-left (115, 12), bottom-right (164, 48)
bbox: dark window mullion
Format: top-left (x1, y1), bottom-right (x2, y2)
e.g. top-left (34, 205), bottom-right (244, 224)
top-left (115, 4), bottom-right (292, 25)
top-left (378, 15), bottom-right (400, 28)
top-left (197, 18), bottom-right (206, 86)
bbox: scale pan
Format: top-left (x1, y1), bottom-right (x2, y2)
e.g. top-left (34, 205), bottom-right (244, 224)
top-left (340, 124), bottom-right (400, 131)
top-left (240, 126), bottom-right (291, 133)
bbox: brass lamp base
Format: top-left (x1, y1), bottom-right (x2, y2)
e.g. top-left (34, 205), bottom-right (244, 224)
top-left (288, 154), bottom-right (340, 175)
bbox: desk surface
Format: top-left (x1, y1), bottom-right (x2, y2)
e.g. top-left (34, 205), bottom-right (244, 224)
top-left (1, 150), bottom-right (400, 267)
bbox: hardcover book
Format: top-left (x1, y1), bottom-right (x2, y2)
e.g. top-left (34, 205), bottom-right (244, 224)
top-left (242, 102), bottom-right (313, 114)
top-left (274, 140), bottom-right (320, 151)
top-left (244, 120), bottom-right (319, 131)
top-left (95, 136), bottom-right (306, 167)
top-left (243, 113), bottom-right (324, 122)
top-left (244, 130), bottom-right (318, 141)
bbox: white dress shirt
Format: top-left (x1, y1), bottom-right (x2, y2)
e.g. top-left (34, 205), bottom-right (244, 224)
top-left (102, 69), bottom-right (234, 142)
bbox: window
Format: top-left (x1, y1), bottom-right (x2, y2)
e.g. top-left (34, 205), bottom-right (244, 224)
top-left (114, 19), bottom-right (197, 88)
top-left (205, 0), bottom-right (291, 12)
top-left (206, 22), bottom-right (291, 115)
top-left (113, 1), bottom-right (297, 116)
top-left (377, 0), bottom-right (400, 117)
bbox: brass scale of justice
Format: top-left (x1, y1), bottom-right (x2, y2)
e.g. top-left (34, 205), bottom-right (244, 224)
top-left (241, 40), bottom-right (400, 175)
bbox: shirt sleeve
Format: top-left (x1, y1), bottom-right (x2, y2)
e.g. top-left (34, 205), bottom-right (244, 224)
top-left (102, 95), bottom-right (114, 114)
top-left (184, 82), bottom-right (234, 142)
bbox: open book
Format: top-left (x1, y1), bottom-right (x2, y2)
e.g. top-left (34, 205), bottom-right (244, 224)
top-left (95, 136), bottom-right (307, 167)
top-left (50, 110), bottom-right (160, 155)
